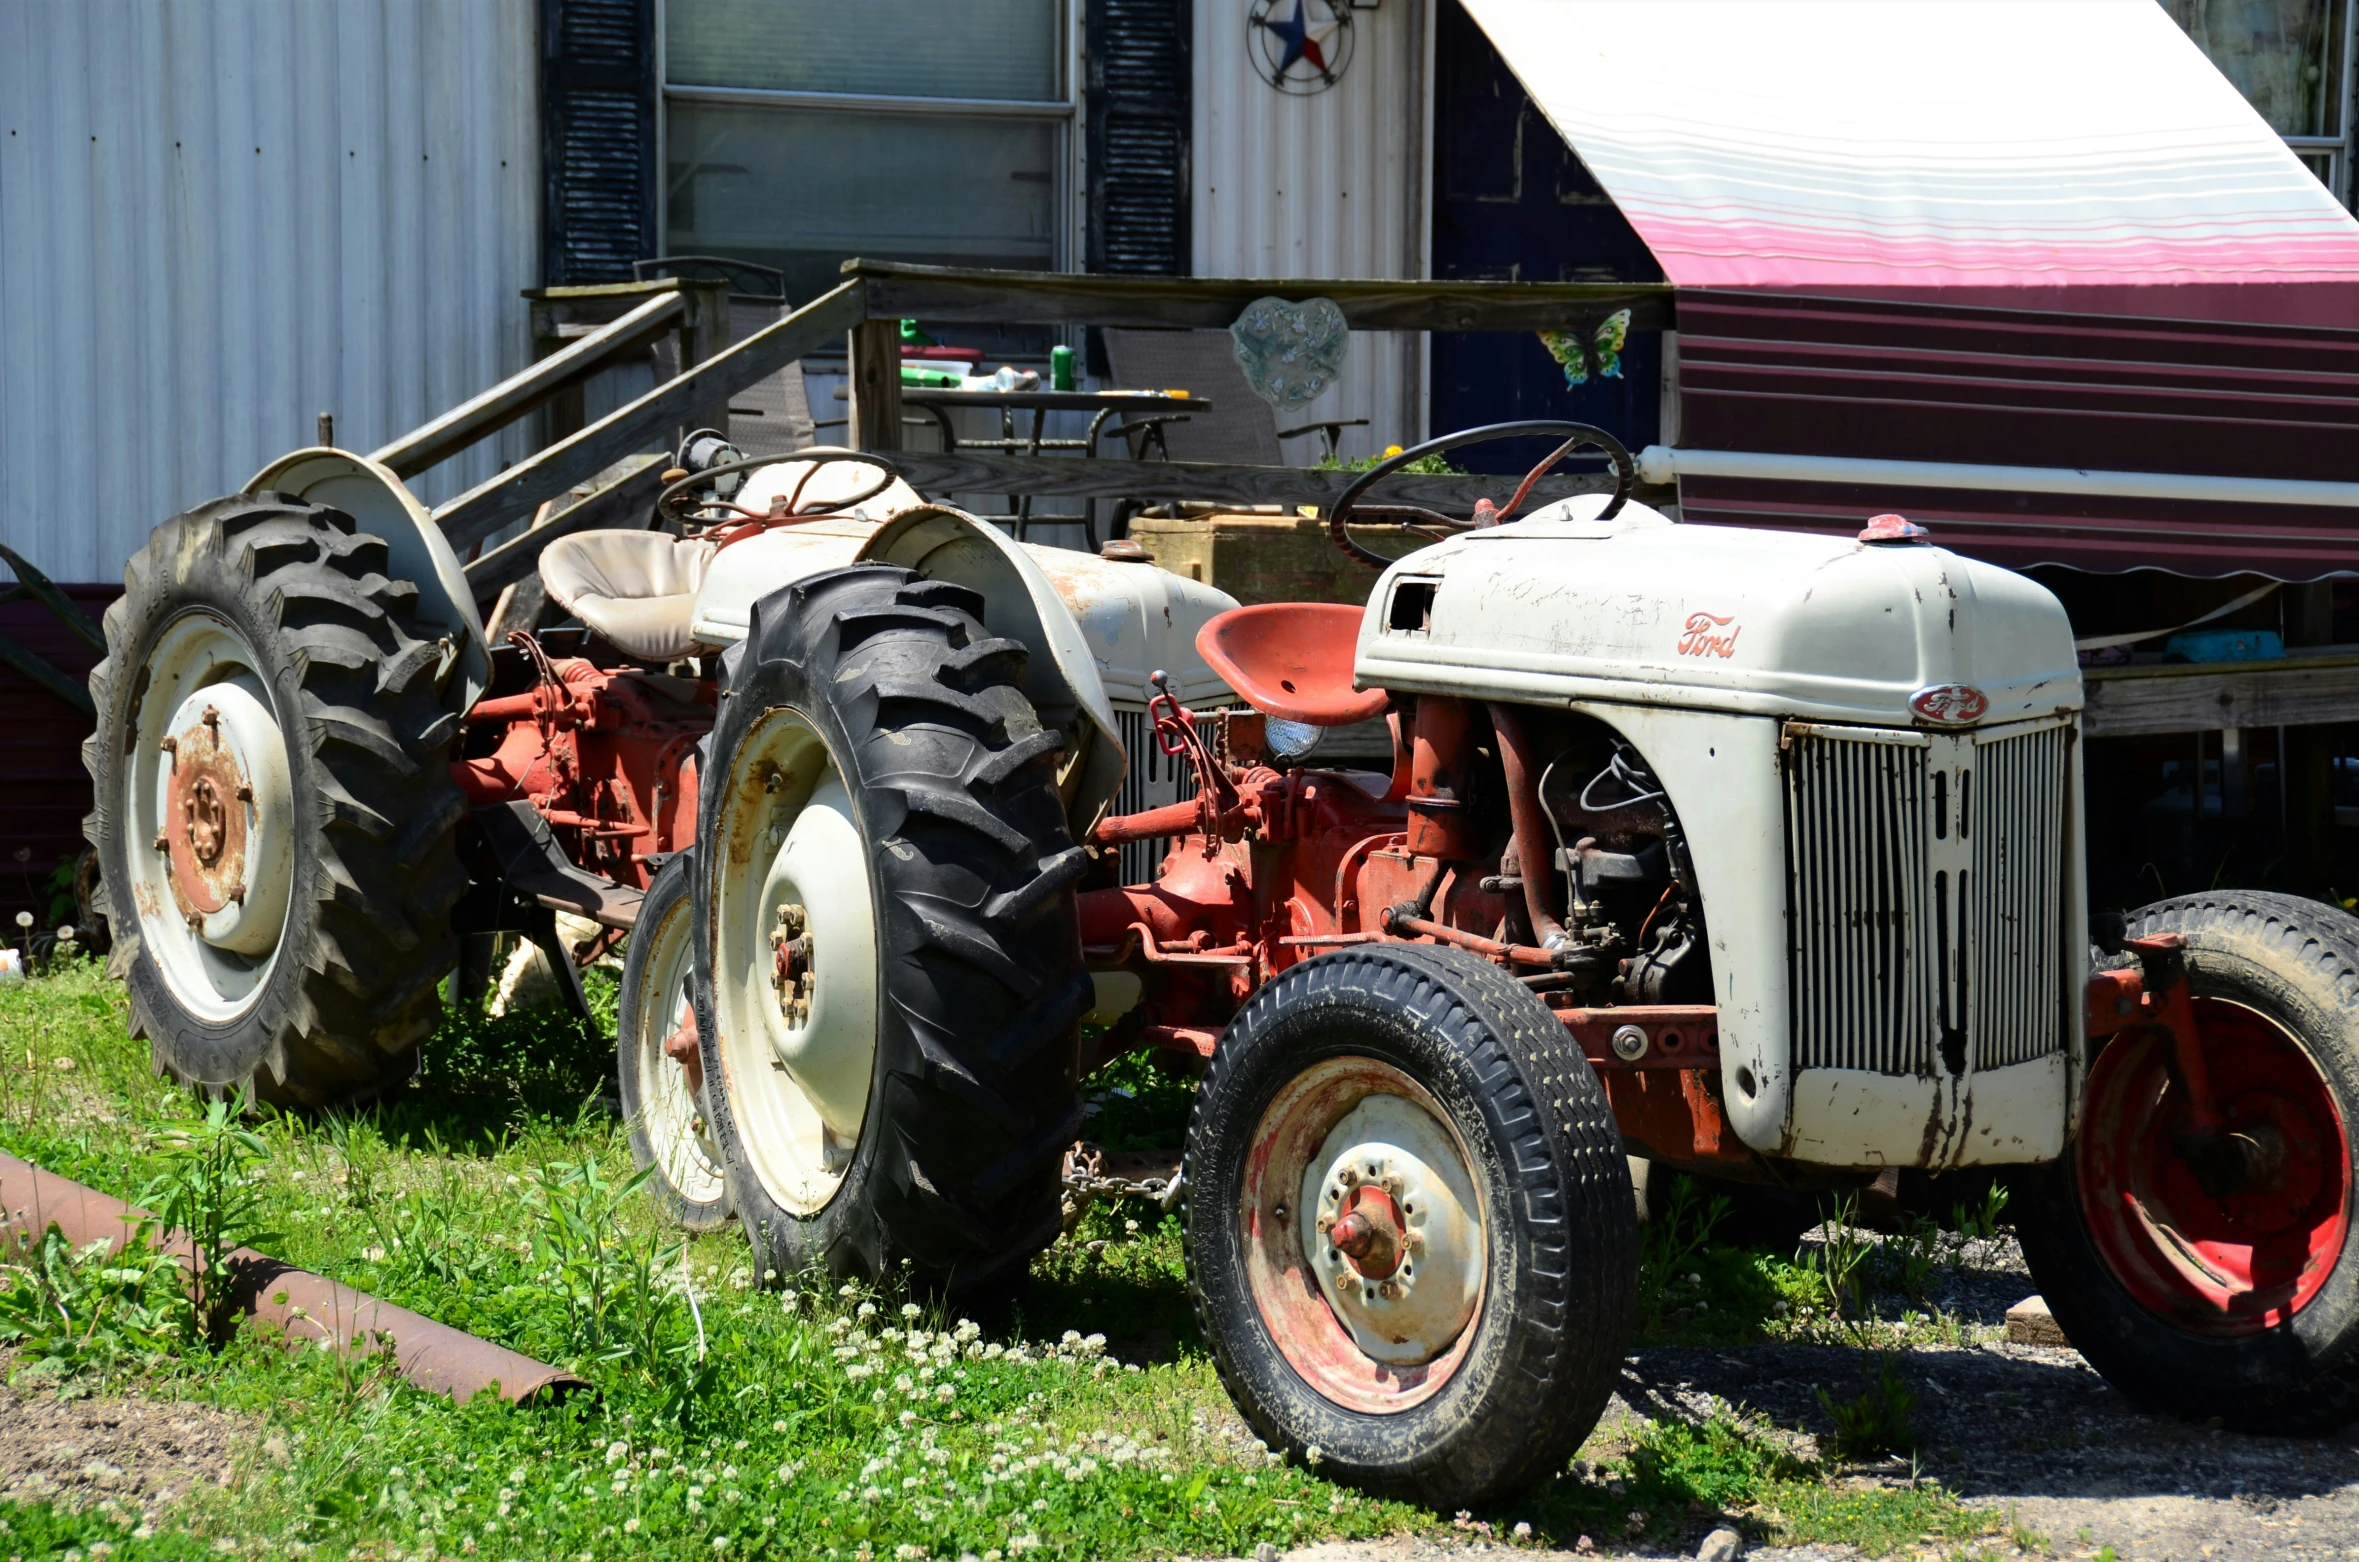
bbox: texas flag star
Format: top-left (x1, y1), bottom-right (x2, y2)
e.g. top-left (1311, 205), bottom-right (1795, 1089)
top-left (1260, 0), bottom-right (1339, 78)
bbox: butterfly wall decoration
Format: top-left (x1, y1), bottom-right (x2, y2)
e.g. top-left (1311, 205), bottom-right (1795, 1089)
top-left (1536, 309), bottom-right (1631, 388)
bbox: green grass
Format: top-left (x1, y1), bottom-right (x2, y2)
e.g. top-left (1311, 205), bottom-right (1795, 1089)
top-left (0, 959), bottom-right (2008, 1558)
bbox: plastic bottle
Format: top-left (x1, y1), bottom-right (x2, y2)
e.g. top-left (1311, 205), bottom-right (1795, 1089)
top-left (1050, 345), bottom-right (1076, 391)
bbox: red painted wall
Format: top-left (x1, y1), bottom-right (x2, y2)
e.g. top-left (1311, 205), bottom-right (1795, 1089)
top-left (0, 585), bottom-right (119, 929)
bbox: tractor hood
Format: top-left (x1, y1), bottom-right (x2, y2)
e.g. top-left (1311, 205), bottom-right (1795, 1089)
top-left (1353, 496), bottom-right (2081, 727)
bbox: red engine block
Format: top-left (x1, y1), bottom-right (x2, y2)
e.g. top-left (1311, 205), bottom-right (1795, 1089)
top-left (452, 653), bottom-right (712, 891)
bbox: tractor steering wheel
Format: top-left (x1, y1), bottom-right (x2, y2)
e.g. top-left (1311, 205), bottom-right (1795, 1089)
top-left (1326, 420), bottom-right (1634, 569)
top-left (658, 447), bottom-right (905, 532)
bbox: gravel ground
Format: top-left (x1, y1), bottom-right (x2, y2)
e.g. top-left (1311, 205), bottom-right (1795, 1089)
top-left (1281, 1233), bottom-right (2359, 1562)
top-left (0, 1354), bottom-right (256, 1525)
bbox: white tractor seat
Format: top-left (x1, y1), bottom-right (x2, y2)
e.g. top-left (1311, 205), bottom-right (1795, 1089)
top-left (538, 530), bottom-right (719, 663)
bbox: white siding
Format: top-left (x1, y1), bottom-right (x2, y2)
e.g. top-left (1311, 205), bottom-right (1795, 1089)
top-left (1192, 0), bottom-right (1425, 461)
top-left (0, 0), bottom-right (541, 584)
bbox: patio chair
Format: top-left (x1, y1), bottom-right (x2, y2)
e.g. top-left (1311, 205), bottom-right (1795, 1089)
top-left (634, 256), bottom-right (816, 456)
top-left (1100, 328), bottom-right (1368, 463)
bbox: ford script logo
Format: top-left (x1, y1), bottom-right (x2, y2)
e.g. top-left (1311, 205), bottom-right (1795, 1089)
top-left (1676, 612), bottom-right (1741, 658)
top-left (1910, 684), bottom-right (1989, 725)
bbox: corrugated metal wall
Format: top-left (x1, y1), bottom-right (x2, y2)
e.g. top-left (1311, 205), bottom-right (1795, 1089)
top-left (0, 0), bottom-right (541, 585)
top-left (1192, 0), bottom-right (1425, 459)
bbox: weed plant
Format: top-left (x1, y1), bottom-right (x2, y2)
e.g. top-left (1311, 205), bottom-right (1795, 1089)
top-left (1819, 1357), bottom-right (1920, 1461)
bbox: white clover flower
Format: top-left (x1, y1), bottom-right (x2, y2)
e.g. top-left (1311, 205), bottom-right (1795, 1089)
top-left (722, 1465), bottom-right (738, 1480)
top-left (857, 1301), bottom-right (878, 1319)
top-left (839, 1283), bottom-right (860, 1299)
top-left (624, 1518), bottom-right (641, 1534)
top-left (1304, 1444), bottom-right (1324, 1467)
top-left (899, 1409), bottom-right (918, 1428)
top-left (935, 1384), bottom-right (955, 1403)
top-left (901, 1302), bottom-right (921, 1320)
top-left (604, 1441), bottom-right (630, 1465)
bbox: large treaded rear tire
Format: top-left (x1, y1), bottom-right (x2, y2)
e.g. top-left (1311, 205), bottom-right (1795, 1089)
top-left (84, 495), bottom-right (465, 1107)
top-left (694, 564), bottom-right (1089, 1296)
top-left (1187, 942), bottom-right (1638, 1506)
top-left (2018, 890), bottom-right (2359, 1433)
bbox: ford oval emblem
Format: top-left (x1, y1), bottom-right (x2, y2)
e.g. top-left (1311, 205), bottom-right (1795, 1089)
top-left (1910, 684), bottom-right (1989, 725)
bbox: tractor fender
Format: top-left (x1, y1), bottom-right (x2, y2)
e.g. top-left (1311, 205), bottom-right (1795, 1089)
top-left (244, 448), bottom-right (490, 711)
top-left (859, 506), bottom-right (1129, 838)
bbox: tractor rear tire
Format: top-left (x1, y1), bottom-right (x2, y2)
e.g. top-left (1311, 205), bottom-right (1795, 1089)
top-left (619, 851), bottom-right (731, 1231)
top-left (693, 564), bottom-right (1089, 1298)
top-left (1187, 941), bottom-right (1638, 1506)
top-left (2017, 890), bottom-right (2359, 1433)
top-left (84, 495), bottom-right (465, 1107)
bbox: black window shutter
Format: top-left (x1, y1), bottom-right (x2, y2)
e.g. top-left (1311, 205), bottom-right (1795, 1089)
top-left (1086, 0), bottom-right (1191, 276)
top-left (541, 0), bottom-right (657, 285)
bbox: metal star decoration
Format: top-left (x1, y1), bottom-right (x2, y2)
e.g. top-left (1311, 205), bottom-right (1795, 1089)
top-left (1248, 0), bottom-right (1353, 95)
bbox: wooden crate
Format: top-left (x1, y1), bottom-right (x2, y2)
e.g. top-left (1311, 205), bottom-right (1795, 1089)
top-left (1127, 512), bottom-right (1418, 607)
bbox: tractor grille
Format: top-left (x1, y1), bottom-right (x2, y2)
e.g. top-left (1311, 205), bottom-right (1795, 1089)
top-left (1783, 721), bottom-right (2070, 1077)
top-left (1112, 704), bottom-right (1211, 885)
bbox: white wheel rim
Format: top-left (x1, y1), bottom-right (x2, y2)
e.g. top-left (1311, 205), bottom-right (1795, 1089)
top-left (710, 708), bottom-right (879, 1215)
top-left (632, 878), bottom-right (725, 1208)
top-left (122, 613), bottom-right (297, 1023)
top-left (1239, 1056), bottom-right (1489, 1413)
top-left (1301, 1093), bottom-right (1484, 1365)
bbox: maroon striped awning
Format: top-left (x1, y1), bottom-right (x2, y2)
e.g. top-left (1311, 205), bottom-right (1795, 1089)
top-left (1670, 292), bottom-right (2359, 579)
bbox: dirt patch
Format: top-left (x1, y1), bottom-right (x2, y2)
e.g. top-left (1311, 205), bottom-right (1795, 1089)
top-left (0, 1357), bottom-right (258, 1521)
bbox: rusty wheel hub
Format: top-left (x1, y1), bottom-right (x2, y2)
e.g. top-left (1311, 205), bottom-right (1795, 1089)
top-left (1328, 1182), bottom-right (1409, 1280)
top-left (163, 705), bottom-right (253, 920)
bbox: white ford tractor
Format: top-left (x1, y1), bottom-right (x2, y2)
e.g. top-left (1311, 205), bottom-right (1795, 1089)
top-left (87, 419), bottom-right (2359, 1509)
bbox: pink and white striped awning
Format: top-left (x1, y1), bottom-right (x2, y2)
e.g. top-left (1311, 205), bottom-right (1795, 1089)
top-left (1460, 0), bottom-right (2359, 327)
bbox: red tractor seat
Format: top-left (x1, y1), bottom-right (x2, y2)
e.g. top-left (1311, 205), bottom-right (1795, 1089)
top-left (1194, 603), bottom-right (1389, 727)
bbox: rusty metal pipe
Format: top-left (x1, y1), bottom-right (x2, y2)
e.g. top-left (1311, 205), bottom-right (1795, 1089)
top-left (1385, 911), bottom-right (1557, 968)
top-left (1485, 702), bottom-right (1567, 948)
top-left (1405, 696), bottom-right (1482, 859)
top-left (1088, 797), bottom-right (1209, 848)
top-left (0, 1152), bottom-right (584, 1405)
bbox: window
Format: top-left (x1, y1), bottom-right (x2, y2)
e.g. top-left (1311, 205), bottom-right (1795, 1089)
top-left (2165, 0), bottom-right (2357, 208)
top-left (662, 0), bottom-right (1075, 307)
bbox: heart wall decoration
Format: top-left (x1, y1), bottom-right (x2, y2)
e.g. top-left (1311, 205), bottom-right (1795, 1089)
top-left (1230, 296), bottom-right (1349, 408)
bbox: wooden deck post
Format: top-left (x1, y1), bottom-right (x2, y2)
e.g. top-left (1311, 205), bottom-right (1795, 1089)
top-left (847, 317), bottom-right (904, 452)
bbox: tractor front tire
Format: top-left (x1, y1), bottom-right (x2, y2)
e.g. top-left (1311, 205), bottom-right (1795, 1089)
top-left (1187, 942), bottom-right (1638, 1506)
top-left (85, 494), bottom-right (465, 1107)
top-left (2018, 890), bottom-right (2359, 1433)
top-left (693, 564), bottom-right (1089, 1299)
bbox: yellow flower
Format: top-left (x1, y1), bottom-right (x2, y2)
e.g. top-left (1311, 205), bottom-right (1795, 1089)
top-left (1384, 444), bottom-right (1404, 458)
